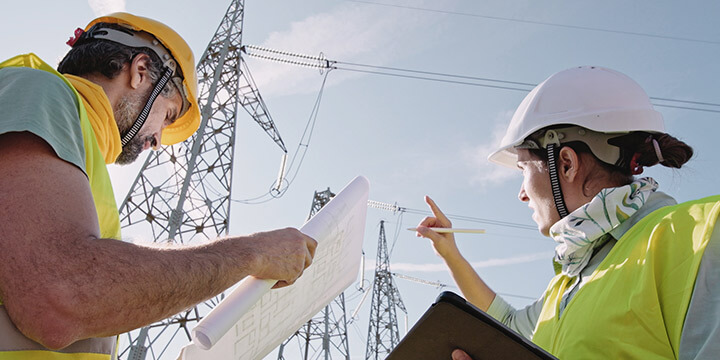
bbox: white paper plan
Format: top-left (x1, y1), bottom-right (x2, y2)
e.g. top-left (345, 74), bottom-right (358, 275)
top-left (179, 175), bottom-right (369, 360)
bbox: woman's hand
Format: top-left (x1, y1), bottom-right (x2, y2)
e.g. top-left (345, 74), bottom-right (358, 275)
top-left (415, 196), bottom-right (461, 260)
top-left (451, 349), bottom-right (472, 360)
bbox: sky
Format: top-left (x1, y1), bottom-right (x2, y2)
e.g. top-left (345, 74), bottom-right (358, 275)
top-left (2, 0), bottom-right (719, 359)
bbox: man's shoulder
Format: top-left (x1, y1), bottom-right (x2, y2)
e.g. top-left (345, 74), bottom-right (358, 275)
top-left (0, 65), bottom-right (87, 174)
top-left (0, 66), bottom-right (77, 100)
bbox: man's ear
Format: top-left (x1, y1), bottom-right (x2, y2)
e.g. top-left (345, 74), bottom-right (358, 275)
top-left (558, 146), bottom-right (580, 183)
top-left (128, 53), bottom-right (151, 90)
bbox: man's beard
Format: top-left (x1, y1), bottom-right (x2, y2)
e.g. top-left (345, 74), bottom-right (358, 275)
top-left (114, 89), bottom-right (155, 165)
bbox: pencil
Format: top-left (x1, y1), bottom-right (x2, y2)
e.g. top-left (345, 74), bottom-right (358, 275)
top-left (407, 227), bottom-right (486, 234)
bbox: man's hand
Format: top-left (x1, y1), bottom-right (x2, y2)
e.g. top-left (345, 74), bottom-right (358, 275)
top-left (242, 228), bottom-right (318, 288)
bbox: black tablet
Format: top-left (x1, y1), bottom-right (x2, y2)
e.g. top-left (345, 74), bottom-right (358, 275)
top-left (386, 291), bottom-right (556, 360)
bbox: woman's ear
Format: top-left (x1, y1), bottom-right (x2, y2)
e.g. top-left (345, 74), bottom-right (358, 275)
top-left (558, 146), bottom-right (581, 183)
top-left (128, 53), bottom-right (151, 90)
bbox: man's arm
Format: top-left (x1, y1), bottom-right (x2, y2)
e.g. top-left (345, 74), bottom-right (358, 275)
top-left (0, 132), bottom-right (316, 349)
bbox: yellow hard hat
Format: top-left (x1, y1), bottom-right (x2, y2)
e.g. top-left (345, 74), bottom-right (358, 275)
top-left (86, 12), bottom-right (200, 145)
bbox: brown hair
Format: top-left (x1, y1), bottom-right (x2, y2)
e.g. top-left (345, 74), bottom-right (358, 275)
top-left (57, 23), bottom-right (177, 98)
top-left (629, 133), bottom-right (694, 169)
top-left (529, 131), bottom-right (694, 186)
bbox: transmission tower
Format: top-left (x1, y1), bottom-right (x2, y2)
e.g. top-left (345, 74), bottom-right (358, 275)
top-left (365, 221), bottom-right (407, 360)
top-left (116, 1), bottom-right (287, 359)
top-left (276, 188), bottom-right (352, 360)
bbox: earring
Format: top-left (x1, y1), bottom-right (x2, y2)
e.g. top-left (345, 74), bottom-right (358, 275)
top-left (629, 153), bottom-right (643, 175)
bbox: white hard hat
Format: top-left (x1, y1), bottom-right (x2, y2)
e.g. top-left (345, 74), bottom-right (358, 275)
top-left (488, 66), bottom-right (665, 168)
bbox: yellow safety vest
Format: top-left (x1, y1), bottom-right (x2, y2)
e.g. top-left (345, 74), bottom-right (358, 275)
top-left (532, 195), bottom-right (720, 359)
top-left (0, 54), bottom-right (121, 359)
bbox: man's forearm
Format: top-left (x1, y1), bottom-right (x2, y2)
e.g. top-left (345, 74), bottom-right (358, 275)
top-left (72, 237), bottom-right (252, 336)
top-left (7, 235), bottom-right (255, 347)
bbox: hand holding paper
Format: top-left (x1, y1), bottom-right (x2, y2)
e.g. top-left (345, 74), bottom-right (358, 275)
top-left (244, 227), bottom-right (318, 289)
top-left (181, 175), bottom-right (369, 359)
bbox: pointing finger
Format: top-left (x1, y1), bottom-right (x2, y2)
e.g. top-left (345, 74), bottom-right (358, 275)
top-left (425, 196), bottom-right (451, 226)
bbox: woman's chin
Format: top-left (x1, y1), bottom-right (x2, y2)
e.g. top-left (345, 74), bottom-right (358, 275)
top-left (539, 226), bottom-right (551, 237)
top-left (531, 214), bottom-right (551, 237)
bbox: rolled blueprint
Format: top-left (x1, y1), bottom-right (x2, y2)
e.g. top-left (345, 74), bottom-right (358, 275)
top-left (187, 175), bottom-right (369, 352)
top-left (191, 276), bottom-right (274, 350)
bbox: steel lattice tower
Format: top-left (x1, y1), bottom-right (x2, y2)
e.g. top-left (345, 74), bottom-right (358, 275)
top-left (276, 188), bottom-right (352, 360)
top-left (365, 221), bottom-right (407, 360)
top-left (117, 1), bottom-right (286, 359)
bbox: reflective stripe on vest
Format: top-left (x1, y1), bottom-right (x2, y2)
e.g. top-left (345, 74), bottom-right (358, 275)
top-left (0, 54), bottom-right (120, 359)
top-left (0, 306), bottom-right (114, 359)
top-left (532, 195), bottom-right (720, 359)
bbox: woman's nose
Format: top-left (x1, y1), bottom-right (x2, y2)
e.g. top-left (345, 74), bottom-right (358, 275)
top-left (518, 183), bottom-right (529, 202)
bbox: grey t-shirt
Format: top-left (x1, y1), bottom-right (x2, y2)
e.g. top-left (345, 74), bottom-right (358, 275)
top-left (0, 66), bottom-right (86, 174)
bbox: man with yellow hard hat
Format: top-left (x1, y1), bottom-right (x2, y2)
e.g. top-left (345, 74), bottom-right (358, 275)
top-left (0, 13), bottom-right (317, 359)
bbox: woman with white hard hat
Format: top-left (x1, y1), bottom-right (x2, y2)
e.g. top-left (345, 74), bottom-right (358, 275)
top-left (415, 66), bottom-right (720, 359)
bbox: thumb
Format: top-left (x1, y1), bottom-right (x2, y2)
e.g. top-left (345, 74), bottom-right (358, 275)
top-left (416, 226), bottom-right (443, 241)
top-left (452, 349), bottom-right (472, 360)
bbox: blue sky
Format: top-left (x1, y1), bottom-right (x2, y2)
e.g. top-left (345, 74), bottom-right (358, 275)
top-left (3, 0), bottom-right (719, 359)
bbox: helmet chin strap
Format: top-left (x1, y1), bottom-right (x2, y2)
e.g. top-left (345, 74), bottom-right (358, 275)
top-left (121, 66), bottom-right (174, 147)
top-left (546, 140), bottom-right (570, 219)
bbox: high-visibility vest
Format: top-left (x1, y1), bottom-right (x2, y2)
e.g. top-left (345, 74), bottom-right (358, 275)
top-left (532, 195), bottom-right (720, 359)
top-left (0, 54), bottom-right (121, 360)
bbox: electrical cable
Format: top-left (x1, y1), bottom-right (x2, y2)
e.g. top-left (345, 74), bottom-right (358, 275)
top-left (230, 69), bottom-right (332, 204)
top-left (646, 103), bottom-right (720, 114)
top-left (392, 272), bottom-right (538, 301)
top-left (247, 45), bottom-right (720, 114)
top-left (367, 199), bottom-right (540, 232)
top-left (283, 70), bottom-right (331, 186)
top-left (388, 211), bottom-right (404, 258)
top-left (335, 67), bottom-right (534, 92)
top-left (401, 206), bottom-right (539, 231)
top-left (232, 41), bottom-right (718, 206)
top-left (347, 0), bottom-right (720, 46)
top-left (334, 60), bottom-right (537, 87)
top-left (334, 65), bottom-right (720, 113)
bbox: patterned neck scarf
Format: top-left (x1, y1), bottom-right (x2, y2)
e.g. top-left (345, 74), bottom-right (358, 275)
top-left (550, 177), bottom-right (659, 277)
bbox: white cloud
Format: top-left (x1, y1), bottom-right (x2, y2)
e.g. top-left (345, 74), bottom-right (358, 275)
top-left (246, 1), bottom-right (443, 97)
top-left (460, 110), bottom-right (519, 188)
top-left (365, 251), bottom-right (552, 273)
top-left (88, 0), bottom-right (126, 17)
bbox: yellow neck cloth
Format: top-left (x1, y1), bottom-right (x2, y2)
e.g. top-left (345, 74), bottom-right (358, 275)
top-left (64, 74), bottom-right (122, 164)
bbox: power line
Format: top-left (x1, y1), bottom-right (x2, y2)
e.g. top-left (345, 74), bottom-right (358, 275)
top-left (334, 61), bottom-right (537, 87)
top-left (367, 200), bottom-right (539, 231)
top-left (391, 272), bottom-right (538, 301)
top-left (334, 63), bottom-right (720, 113)
top-left (244, 45), bottom-right (720, 114)
top-left (402, 206), bottom-right (540, 231)
top-left (347, 0), bottom-right (720, 46)
top-left (230, 69), bottom-right (332, 204)
top-left (337, 67), bottom-right (534, 93)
